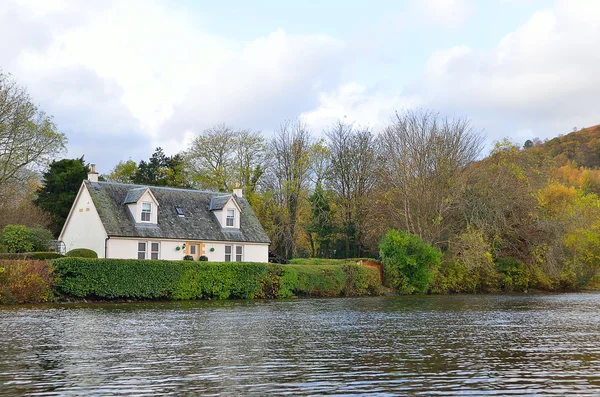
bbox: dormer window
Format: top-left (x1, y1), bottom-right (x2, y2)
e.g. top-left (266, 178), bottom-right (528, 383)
top-left (141, 202), bottom-right (152, 222)
top-left (226, 209), bottom-right (235, 227)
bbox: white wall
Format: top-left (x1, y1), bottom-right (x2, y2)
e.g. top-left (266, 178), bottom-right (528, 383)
top-left (108, 238), bottom-right (186, 260)
top-left (200, 241), bottom-right (268, 262)
top-left (60, 184), bottom-right (107, 257)
top-left (107, 237), bottom-right (269, 262)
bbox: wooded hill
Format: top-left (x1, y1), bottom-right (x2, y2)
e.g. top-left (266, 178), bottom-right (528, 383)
top-left (544, 124), bottom-right (600, 168)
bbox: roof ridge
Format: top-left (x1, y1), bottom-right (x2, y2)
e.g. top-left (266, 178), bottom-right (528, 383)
top-left (87, 180), bottom-right (230, 195)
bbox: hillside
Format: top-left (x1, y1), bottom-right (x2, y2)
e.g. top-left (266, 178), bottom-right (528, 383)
top-left (542, 124), bottom-right (600, 168)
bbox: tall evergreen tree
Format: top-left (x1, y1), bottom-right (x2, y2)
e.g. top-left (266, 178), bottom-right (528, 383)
top-left (133, 147), bottom-right (189, 188)
top-left (34, 157), bottom-right (89, 236)
top-left (306, 182), bottom-right (335, 257)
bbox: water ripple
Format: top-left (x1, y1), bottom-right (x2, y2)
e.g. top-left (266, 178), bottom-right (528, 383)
top-left (2, 294), bottom-right (600, 395)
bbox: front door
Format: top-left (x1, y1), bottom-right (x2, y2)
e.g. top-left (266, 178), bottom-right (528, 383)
top-left (189, 244), bottom-right (200, 260)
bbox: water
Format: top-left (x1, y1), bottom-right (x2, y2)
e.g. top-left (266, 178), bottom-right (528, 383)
top-left (2, 294), bottom-right (600, 396)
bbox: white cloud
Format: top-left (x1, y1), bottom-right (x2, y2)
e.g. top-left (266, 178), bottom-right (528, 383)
top-left (3, 0), bottom-right (599, 170)
top-left (303, 0), bottom-right (600, 146)
top-left (301, 83), bottom-right (418, 132)
top-left (1, 0), bottom-right (347, 169)
top-left (408, 0), bottom-right (473, 29)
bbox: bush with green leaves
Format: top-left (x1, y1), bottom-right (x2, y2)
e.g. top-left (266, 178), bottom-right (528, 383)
top-left (199, 255), bottom-right (208, 261)
top-left (51, 258), bottom-right (383, 301)
top-left (432, 228), bottom-right (500, 293)
top-left (0, 252), bottom-right (64, 260)
top-left (183, 255), bottom-right (194, 261)
top-left (66, 248), bottom-right (98, 258)
top-left (379, 230), bottom-right (441, 294)
top-left (0, 225), bottom-right (34, 253)
top-left (29, 226), bottom-right (54, 252)
top-left (496, 256), bottom-right (529, 292)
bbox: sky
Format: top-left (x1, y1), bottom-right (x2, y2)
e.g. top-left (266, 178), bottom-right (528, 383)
top-left (1, 0), bottom-right (599, 172)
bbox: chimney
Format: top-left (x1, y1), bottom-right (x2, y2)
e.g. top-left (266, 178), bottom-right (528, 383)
top-left (88, 163), bottom-right (99, 182)
top-left (233, 182), bottom-right (243, 197)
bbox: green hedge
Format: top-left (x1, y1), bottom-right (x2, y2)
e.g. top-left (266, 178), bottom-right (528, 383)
top-left (51, 258), bottom-right (383, 300)
top-left (53, 258), bottom-right (267, 300)
top-left (0, 252), bottom-right (64, 260)
top-left (66, 248), bottom-right (98, 258)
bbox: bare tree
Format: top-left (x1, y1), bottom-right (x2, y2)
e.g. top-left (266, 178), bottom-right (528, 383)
top-left (0, 72), bottom-right (66, 196)
top-left (378, 109), bottom-right (484, 245)
top-left (234, 129), bottom-right (267, 198)
top-left (326, 120), bottom-right (377, 257)
top-left (186, 124), bottom-right (236, 191)
top-left (266, 119), bottom-right (313, 258)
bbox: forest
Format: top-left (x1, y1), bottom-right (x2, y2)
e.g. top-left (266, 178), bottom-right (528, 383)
top-left (2, 72), bottom-right (600, 293)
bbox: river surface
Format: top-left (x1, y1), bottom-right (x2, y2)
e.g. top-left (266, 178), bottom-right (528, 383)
top-left (2, 294), bottom-right (600, 396)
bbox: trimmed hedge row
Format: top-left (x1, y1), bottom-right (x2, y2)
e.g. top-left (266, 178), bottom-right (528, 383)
top-left (0, 252), bottom-right (64, 260)
top-left (52, 258), bottom-right (383, 300)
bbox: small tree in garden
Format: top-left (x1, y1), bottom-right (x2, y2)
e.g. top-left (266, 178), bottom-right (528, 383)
top-left (0, 225), bottom-right (34, 253)
top-left (380, 229), bottom-right (441, 294)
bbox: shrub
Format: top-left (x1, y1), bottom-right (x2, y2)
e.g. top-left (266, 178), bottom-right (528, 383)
top-left (439, 229), bottom-right (499, 293)
top-left (430, 257), bottom-right (479, 294)
top-left (0, 225), bottom-right (33, 253)
top-left (66, 248), bottom-right (98, 258)
top-left (257, 265), bottom-right (298, 298)
top-left (0, 252), bottom-right (64, 260)
top-left (342, 264), bottom-right (382, 296)
top-left (0, 260), bottom-right (55, 304)
top-left (288, 264), bottom-right (346, 297)
top-left (29, 226), bottom-right (54, 252)
top-left (380, 230), bottom-right (441, 294)
top-left (496, 257), bottom-right (529, 292)
top-left (199, 255), bottom-right (208, 261)
top-left (29, 252), bottom-right (65, 260)
top-left (183, 255), bottom-right (194, 261)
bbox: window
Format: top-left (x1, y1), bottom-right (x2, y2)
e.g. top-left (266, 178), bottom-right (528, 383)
top-left (225, 245), bottom-right (232, 262)
top-left (151, 242), bottom-right (160, 260)
top-left (141, 202), bottom-right (152, 222)
top-left (190, 245), bottom-right (196, 255)
top-left (226, 209), bottom-right (235, 227)
top-left (236, 245), bottom-right (243, 262)
top-left (175, 207), bottom-right (184, 217)
top-left (138, 242), bottom-right (146, 259)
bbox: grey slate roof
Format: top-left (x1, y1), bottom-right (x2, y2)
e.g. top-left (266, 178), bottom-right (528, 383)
top-left (209, 195), bottom-right (231, 211)
top-left (123, 187), bottom-right (148, 204)
top-left (85, 181), bottom-right (270, 244)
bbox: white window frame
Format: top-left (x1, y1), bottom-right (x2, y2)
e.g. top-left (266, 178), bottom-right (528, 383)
top-left (141, 202), bottom-right (152, 222)
top-left (138, 242), bottom-right (146, 259)
top-left (190, 245), bottom-right (197, 255)
top-left (225, 245), bottom-right (232, 262)
top-left (150, 242), bottom-right (160, 260)
top-left (226, 208), bottom-right (235, 227)
top-left (235, 245), bottom-right (243, 262)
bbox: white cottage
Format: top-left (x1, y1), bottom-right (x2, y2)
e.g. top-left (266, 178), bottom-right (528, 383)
top-left (58, 166), bottom-right (270, 262)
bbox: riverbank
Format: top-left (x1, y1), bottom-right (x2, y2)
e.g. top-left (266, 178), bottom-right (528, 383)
top-left (0, 258), bottom-right (383, 304)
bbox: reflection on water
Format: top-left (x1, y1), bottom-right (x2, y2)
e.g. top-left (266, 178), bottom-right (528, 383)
top-left (2, 294), bottom-right (600, 395)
